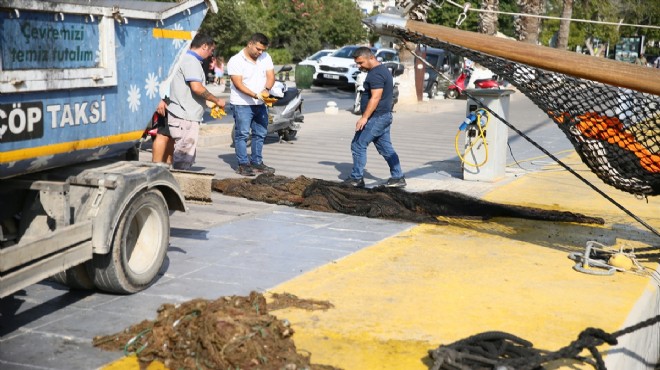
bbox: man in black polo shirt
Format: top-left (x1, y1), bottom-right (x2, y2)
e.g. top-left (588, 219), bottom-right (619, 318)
top-left (344, 47), bottom-right (405, 188)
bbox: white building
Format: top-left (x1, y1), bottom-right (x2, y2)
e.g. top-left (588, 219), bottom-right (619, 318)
top-left (355, 0), bottom-right (396, 15)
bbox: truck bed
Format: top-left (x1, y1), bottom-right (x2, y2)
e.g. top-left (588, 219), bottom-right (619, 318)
top-left (0, 0), bottom-right (212, 179)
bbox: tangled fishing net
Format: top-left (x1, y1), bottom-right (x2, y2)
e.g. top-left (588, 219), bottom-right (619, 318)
top-left (212, 174), bottom-right (603, 225)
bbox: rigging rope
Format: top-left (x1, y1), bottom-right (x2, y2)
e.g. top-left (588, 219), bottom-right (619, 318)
top-left (441, 0), bottom-right (660, 30)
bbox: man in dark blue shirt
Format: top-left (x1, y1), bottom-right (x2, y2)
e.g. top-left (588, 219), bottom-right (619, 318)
top-left (344, 47), bottom-right (405, 188)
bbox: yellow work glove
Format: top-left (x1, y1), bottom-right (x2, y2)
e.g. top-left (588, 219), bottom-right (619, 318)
top-left (206, 101), bottom-right (226, 119)
top-left (261, 92), bottom-right (278, 107)
top-left (210, 105), bottom-right (226, 119)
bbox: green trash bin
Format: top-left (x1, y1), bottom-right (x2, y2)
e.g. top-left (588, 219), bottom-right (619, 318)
top-left (295, 64), bottom-right (314, 89)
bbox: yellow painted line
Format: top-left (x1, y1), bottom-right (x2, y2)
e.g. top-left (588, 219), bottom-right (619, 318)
top-left (152, 28), bottom-right (193, 40)
top-left (270, 222), bottom-right (655, 369)
top-left (0, 131), bottom-right (142, 163)
top-left (102, 355), bottom-right (166, 370)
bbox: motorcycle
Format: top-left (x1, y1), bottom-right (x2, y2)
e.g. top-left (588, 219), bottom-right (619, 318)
top-left (352, 62), bottom-right (404, 115)
top-left (446, 66), bottom-right (502, 99)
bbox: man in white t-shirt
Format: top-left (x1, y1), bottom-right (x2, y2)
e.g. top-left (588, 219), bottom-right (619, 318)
top-left (227, 33), bottom-right (275, 176)
top-left (153, 33), bottom-right (225, 170)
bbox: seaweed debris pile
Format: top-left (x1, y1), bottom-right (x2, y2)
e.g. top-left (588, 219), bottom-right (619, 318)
top-left (93, 291), bottom-right (339, 370)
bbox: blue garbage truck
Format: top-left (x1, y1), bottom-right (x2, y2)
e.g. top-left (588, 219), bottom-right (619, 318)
top-left (0, 0), bottom-right (217, 297)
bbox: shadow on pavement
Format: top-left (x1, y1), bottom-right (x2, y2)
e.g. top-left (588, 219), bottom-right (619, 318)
top-left (0, 286), bottom-right (94, 337)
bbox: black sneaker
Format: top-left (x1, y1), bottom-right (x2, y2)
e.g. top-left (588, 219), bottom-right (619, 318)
top-left (385, 177), bottom-right (406, 188)
top-left (251, 162), bottom-right (275, 174)
top-left (236, 164), bottom-right (256, 177)
top-left (343, 177), bottom-right (365, 188)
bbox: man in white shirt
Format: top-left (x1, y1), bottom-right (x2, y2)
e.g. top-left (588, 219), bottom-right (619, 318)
top-left (227, 33), bottom-right (275, 176)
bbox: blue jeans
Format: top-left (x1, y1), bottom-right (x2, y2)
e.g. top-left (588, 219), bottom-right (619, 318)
top-left (350, 112), bottom-right (403, 180)
top-left (233, 104), bottom-right (268, 165)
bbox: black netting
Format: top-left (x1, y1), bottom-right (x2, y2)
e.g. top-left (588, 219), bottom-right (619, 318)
top-left (393, 29), bottom-right (660, 197)
top-left (212, 174), bottom-right (604, 225)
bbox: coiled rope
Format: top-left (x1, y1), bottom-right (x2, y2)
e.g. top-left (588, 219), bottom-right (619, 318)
top-left (429, 313), bottom-right (660, 369)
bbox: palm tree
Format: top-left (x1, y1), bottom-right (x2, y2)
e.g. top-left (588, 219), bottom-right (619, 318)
top-left (479, 0), bottom-right (499, 35)
top-left (556, 0), bottom-right (573, 49)
top-left (515, 0), bottom-right (545, 43)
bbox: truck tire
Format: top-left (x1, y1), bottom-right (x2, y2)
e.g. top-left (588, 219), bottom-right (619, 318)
top-left (91, 189), bottom-right (169, 294)
top-left (125, 144), bottom-right (140, 161)
top-left (52, 263), bottom-right (95, 290)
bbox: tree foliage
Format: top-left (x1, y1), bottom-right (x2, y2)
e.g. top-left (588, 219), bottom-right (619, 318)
top-left (199, 0), bottom-right (367, 63)
top-left (538, 0), bottom-right (660, 55)
top-left (615, 0), bottom-right (660, 55)
top-left (426, 0), bottom-right (659, 55)
top-left (198, 0), bottom-right (266, 60)
top-left (427, 0), bottom-right (520, 38)
top-left (157, 0), bottom-right (658, 60)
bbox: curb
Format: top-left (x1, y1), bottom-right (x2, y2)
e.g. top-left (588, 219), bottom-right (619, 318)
top-left (198, 124), bottom-right (232, 147)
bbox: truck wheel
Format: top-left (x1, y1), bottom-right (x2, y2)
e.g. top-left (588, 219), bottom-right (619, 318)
top-left (125, 145), bottom-right (140, 161)
top-left (91, 189), bottom-right (169, 294)
top-left (52, 263), bottom-right (95, 290)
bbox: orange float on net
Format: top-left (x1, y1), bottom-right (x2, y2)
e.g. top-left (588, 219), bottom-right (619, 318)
top-left (575, 112), bottom-right (660, 173)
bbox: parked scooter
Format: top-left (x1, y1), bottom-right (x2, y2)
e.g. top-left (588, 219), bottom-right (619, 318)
top-left (266, 65), bottom-right (304, 141)
top-left (446, 66), bottom-right (501, 99)
top-left (352, 62), bottom-right (404, 115)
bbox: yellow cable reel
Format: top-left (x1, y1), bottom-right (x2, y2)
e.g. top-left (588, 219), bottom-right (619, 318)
top-left (455, 108), bottom-right (491, 168)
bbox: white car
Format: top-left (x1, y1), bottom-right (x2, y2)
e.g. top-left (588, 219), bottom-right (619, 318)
top-left (297, 49), bottom-right (336, 79)
top-left (314, 45), bottom-right (400, 89)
